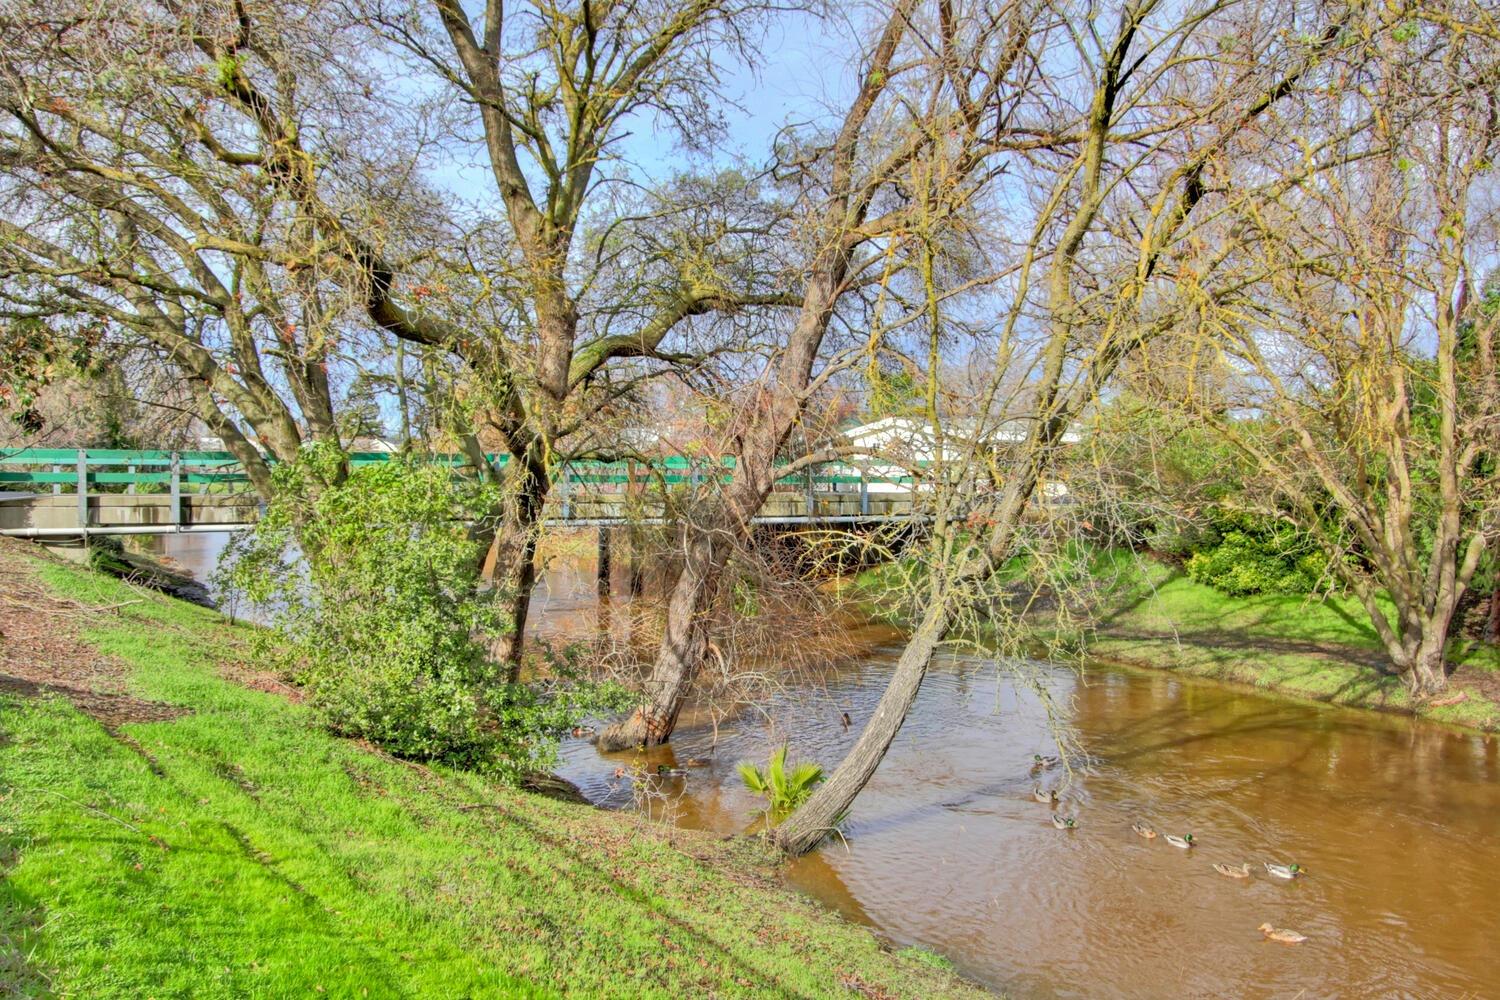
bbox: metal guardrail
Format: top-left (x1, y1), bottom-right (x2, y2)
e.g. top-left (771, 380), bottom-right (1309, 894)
top-left (0, 448), bottom-right (919, 532)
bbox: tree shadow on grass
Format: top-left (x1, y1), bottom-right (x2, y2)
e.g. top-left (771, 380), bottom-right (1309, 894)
top-left (0, 880), bottom-right (54, 1000)
top-left (458, 799), bottom-right (847, 999)
top-left (1101, 629), bottom-right (1391, 671)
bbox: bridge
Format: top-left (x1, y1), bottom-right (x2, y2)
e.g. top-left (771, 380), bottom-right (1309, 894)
top-left (0, 448), bottom-right (923, 538)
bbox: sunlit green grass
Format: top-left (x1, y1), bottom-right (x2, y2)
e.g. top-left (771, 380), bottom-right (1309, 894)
top-left (851, 545), bottom-right (1500, 729)
top-left (1, 553), bottom-right (988, 999)
top-left (1077, 550), bottom-right (1498, 728)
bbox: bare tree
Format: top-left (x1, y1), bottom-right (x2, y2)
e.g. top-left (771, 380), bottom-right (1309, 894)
top-left (1, 0), bottom-right (795, 676)
top-left (1182, 2), bottom-right (1500, 694)
top-left (600, 0), bottom-right (1052, 749)
top-left (331, 0), bottom-right (804, 671)
top-left (775, 0), bottom-right (1355, 855)
top-left (0, 1), bottom-right (381, 495)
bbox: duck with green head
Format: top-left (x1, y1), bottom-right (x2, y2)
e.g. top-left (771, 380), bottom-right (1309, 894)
top-left (1165, 833), bottom-right (1195, 849)
top-left (1051, 813), bottom-right (1077, 830)
top-left (1263, 862), bottom-right (1304, 879)
top-left (1031, 754), bottom-right (1060, 772)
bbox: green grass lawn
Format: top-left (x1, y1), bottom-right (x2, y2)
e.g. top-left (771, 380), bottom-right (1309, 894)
top-left (0, 548), bottom-right (987, 999)
top-left (1084, 550), bottom-right (1500, 729)
top-left (848, 546), bottom-right (1500, 731)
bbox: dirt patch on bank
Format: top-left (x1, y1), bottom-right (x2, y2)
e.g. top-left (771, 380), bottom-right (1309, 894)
top-left (0, 538), bottom-right (189, 727)
top-left (218, 658), bottom-right (304, 703)
top-left (1450, 662), bottom-right (1500, 722)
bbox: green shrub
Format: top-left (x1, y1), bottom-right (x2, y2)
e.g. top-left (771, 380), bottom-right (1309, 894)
top-left (220, 445), bottom-right (624, 776)
top-left (738, 746), bottom-right (824, 823)
top-left (1184, 522), bottom-right (1323, 596)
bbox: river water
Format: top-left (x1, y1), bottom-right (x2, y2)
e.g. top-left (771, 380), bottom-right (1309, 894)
top-left (152, 531), bottom-right (1500, 999)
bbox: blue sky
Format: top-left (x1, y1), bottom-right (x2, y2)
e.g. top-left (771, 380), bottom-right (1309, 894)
top-left (421, 7), bottom-right (850, 202)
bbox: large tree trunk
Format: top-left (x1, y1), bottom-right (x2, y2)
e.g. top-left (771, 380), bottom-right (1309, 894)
top-left (486, 523), bottom-right (540, 682)
top-left (597, 527), bottom-right (728, 750)
top-left (1362, 579), bottom-right (1461, 698)
top-left (1408, 641), bottom-right (1448, 697)
top-left (477, 457), bottom-right (549, 683)
top-left (775, 598), bottom-right (951, 855)
top-left (1487, 589), bottom-right (1500, 644)
top-left (1404, 605), bottom-right (1456, 697)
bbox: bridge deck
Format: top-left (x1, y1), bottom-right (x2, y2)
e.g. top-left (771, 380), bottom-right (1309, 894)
top-left (0, 448), bottom-right (922, 537)
top-left (0, 490), bottom-right (921, 536)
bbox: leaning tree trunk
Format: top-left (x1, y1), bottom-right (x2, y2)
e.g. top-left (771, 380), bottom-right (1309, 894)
top-left (775, 598), bottom-right (952, 856)
top-left (596, 526), bottom-right (728, 750)
top-left (592, 5), bottom-right (914, 748)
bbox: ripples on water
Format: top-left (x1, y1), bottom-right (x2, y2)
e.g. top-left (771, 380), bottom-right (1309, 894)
top-left (560, 648), bottom-right (1500, 999)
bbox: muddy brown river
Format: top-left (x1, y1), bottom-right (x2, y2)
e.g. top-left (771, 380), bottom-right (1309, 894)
top-left (560, 643), bottom-right (1500, 999)
top-left (153, 531), bottom-right (1500, 998)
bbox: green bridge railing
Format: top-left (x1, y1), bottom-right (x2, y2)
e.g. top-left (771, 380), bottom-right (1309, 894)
top-left (0, 448), bottom-right (919, 528)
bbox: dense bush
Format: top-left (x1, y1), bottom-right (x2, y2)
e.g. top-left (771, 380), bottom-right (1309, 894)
top-left (1182, 512), bottom-right (1326, 596)
top-left (221, 445), bottom-right (625, 776)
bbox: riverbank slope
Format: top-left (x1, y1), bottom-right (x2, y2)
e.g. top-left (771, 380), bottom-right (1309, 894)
top-left (851, 548), bottom-right (1500, 732)
top-left (0, 538), bottom-right (987, 999)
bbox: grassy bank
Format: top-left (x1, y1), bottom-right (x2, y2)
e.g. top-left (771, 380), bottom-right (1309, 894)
top-left (0, 541), bottom-right (987, 1000)
top-left (1086, 551), bottom-right (1500, 730)
top-left (849, 547), bottom-right (1500, 731)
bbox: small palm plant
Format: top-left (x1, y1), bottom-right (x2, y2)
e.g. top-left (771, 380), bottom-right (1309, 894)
top-left (737, 746), bottom-right (824, 825)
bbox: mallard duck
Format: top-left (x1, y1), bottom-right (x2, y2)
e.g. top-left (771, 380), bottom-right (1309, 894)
top-left (1031, 754), bottom-right (1061, 771)
top-left (1258, 922), bottom-right (1307, 944)
top-left (571, 726), bottom-right (595, 738)
top-left (1263, 862), bottom-right (1303, 879)
top-left (1214, 862), bottom-right (1252, 879)
top-left (1131, 822), bottom-right (1157, 839)
top-left (1165, 833), bottom-right (1196, 849)
top-left (1033, 786), bottom-right (1059, 804)
top-left (655, 764), bottom-right (687, 778)
top-left (1051, 813), bottom-right (1077, 830)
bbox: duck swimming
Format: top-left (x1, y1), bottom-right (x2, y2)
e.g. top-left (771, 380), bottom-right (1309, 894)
top-left (1031, 754), bottom-right (1061, 772)
top-left (1051, 813), bottom-right (1077, 830)
top-left (1131, 822), bottom-right (1157, 839)
top-left (1263, 862), bottom-right (1303, 879)
top-left (1258, 922), bottom-right (1307, 944)
top-left (1033, 786), bottom-right (1059, 804)
top-left (655, 765), bottom-right (687, 778)
top-left (1213, 862), bottom-right (1252, 879)
top-left (1165, 833), bottom-right (1195, 849)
